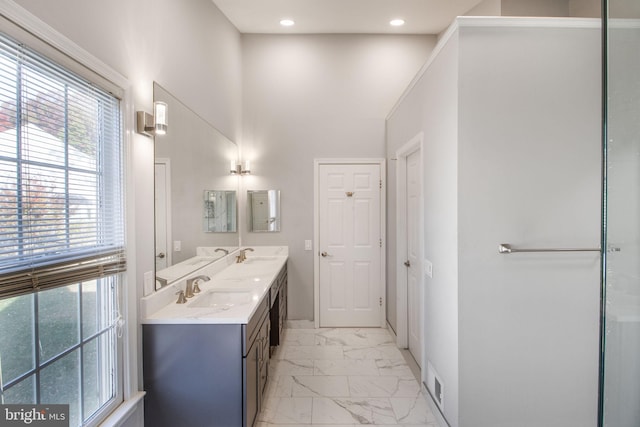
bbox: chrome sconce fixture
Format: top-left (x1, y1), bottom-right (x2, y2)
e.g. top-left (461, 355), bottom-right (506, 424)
top-left (230, 160), bottom-right (251, 175)
top-left (136, 101), bottom-right (168, 137)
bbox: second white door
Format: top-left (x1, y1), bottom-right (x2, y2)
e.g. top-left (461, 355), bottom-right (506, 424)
top-left (406, 149), bottom-right (422, 366)
top-left (319, 163), bottom-right (382, 327)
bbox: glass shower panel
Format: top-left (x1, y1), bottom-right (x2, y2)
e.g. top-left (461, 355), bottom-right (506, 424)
top-left (602, 2), bottom-right (640, 426)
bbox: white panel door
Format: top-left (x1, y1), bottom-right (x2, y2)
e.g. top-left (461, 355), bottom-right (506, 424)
top-left (406, 149), bottom-right (422, 366)
top-left (319, 163), bottom-right (382, 327)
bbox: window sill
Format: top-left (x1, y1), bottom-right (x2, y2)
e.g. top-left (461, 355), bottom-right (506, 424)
top-left (99, 391), bottom-right (146, 427)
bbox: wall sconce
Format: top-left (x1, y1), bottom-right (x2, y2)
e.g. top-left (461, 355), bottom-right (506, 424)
top-left (136, 101), bottom-right (168, 137)
top-left (230, 160), bottom-right (251, 175)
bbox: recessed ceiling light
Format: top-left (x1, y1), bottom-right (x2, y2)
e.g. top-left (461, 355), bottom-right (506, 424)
top-left (390, 19), bottom-right (405, 27)
top-left (280, 19), bottom-right (295, 27)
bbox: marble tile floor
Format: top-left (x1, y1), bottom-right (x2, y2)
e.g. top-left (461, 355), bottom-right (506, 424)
top-left (256, 326), bottom-right (438, 427)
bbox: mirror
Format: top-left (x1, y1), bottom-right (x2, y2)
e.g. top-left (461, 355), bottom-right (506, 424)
top-left (154, 83), bottom-right (239, 286)
top-left (247, 190), bottom-right (281, 232)
top-left (204, 190), bottom-right (237, 232)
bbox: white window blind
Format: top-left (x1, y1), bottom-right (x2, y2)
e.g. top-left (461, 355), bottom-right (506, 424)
top-left (0, 32), bottom-right (125, 297)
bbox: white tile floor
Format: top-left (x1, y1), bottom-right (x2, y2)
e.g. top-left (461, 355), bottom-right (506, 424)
top-left (256, 326), bottom-right (438, 426)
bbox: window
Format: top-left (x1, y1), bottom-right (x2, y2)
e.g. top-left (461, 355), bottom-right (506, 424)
top-left (0, 30), bottom-right (125, 427)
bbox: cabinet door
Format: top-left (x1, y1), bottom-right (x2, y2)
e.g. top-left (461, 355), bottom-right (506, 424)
top-left (281, 274), bottom-right (287, 332)
top-left (258, 320), bottom-right (270, 400)
top-left (245, 341), bottom-right (259, 427)
top-left (270, 295), bottom-right (280, 348)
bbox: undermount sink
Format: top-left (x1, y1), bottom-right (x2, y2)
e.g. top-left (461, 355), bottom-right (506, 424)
top-left (186, 256), bottom-right (215, 266)
top-left (243, 256), bottom-right (277, 264)
top-left (189, 289), bottom-right (255, 309)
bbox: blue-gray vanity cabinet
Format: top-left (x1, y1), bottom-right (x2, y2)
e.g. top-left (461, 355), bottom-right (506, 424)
top-left (143, 296), bottom-right (270, 427)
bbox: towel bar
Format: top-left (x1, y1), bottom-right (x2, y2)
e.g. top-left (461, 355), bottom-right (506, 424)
top-left (498, 243), bottom-right (601, 254)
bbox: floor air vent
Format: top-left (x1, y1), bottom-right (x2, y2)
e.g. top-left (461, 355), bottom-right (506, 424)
top-left (426, 361), bottom-right (444, 410)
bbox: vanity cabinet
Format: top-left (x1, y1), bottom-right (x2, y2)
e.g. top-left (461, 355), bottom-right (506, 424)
top-left (143, 297), bottom-right (270, 427)
top-left (269, 264), bottom-right (288, 352)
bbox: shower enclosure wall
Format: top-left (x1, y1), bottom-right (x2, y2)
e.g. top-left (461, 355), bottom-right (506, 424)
top-left (601, 2), bottom-right (640, 426)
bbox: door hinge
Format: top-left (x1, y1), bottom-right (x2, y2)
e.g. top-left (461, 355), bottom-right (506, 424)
top-left (379, 297), bottom-right (383, 306)
top-left (379, 238), bottom-right (382, 248)
top-left (379, 180), bottom-right (382, 189)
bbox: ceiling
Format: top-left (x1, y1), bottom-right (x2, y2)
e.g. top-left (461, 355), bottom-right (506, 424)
top-left (211, 0), bottom-right (484, 35)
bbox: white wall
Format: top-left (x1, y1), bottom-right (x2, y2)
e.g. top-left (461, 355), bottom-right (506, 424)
top-left (241, 34), bottom-right (435, 320)
top-left (12, 1), bottom-right (242, 425)
top-left (502, 0), bottom-right (569, 16)
top-left (464, 0), bottom-right (601, 18)
top-left (387, 31), bottom-right (461, 426)
top-left (609, 0), bottom-right (640, 18)
top-left (457, 23), bottom-right (601, 427)
top-left (569, 0), bottom-right (601, 17)
top-left (465, 0), bottom-right (502, 16)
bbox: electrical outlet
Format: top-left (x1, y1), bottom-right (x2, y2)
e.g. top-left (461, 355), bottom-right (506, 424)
top-left (305, 240), bottom-right (312, 251)
top-left (174, 241), bottom-right (181, 252)
top-left (425, 259), bottom-right (433, 278)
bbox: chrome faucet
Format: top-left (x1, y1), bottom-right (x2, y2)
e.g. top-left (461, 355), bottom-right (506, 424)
top-left (236, 248), bottom-right (254, 263)
top-left (185, 275), bottom-right (210, 298)
top-left (215, 248), bottom-right (229, 255)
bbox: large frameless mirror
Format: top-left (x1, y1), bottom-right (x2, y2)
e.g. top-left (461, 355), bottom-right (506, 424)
top-left (154, 83), bottom-right (239, 288)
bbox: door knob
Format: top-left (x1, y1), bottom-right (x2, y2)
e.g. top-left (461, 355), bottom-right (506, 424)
top-left (156, 252), bottom-right (166, 259)
top-left (321, 252), bottom-right (330, 257)
top-left (404, 260), bottom-right (411, 267)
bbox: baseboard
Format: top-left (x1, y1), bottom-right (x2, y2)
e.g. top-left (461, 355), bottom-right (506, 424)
top-left (285, 319), bottom-right (315, 329)
top-left (386, 320), bottom-right (397, 339)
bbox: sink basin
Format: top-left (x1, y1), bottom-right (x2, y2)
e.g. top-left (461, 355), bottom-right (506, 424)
top-left (188, 289), bottom-right (254, 309)
top-left (186, 256), bottom-right (215, 266)
top-left (243, 256), bottom-right (277, 264)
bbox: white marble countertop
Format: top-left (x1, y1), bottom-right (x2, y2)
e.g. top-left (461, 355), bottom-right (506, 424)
top-left (141, 246), bottom-right (288, 325)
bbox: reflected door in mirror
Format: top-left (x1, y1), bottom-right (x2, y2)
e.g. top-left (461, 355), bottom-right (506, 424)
top-left (155, 160), bottom-right (171, 270)
top-left (248, 190), bottom-right (281, 232)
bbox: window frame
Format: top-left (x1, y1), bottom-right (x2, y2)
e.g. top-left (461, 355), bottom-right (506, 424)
top-left (0, 3), bottom-right (140, 426)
